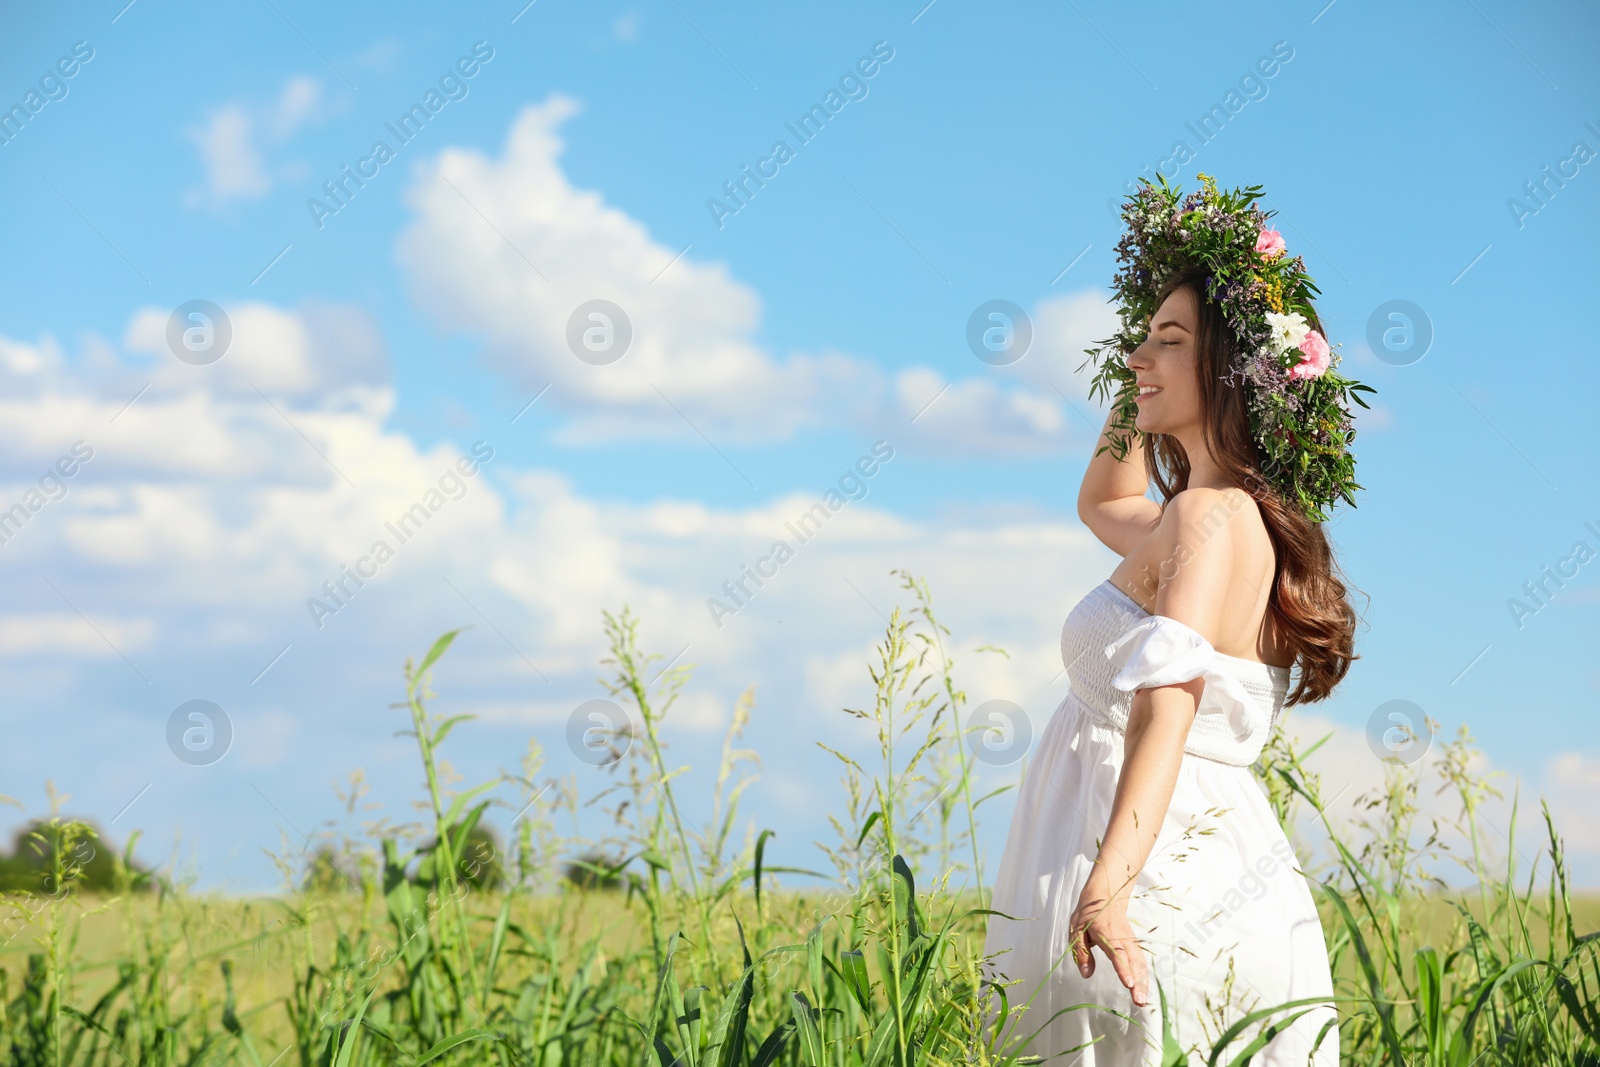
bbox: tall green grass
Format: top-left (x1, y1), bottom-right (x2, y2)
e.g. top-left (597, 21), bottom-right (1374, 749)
top-left (1, 568), bottom-right (1597, 1065)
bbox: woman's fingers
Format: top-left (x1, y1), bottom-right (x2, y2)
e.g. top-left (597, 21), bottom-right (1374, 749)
top-left (1068, 915), bottom-right (1094, 978)
top-left (1122, 941), bottom-right (1150, 1007)
top-left (1087, 918), bottom-right (1149, 1007)
top-left (1101, 932), bottom-right (1138, 996)
top-left (1069, 893), bottom-right (1151, 1005)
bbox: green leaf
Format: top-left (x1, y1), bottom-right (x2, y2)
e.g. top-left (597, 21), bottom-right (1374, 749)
top-left (431, 713), bottom-right (477, 748)
top-left (646, 930), bottom-right (687, 1059)
top-left (414, 629), bottom-right (465, 688)
top-left (414, 1029), bottom-right (504, 1066)
top-left (441, 780), bottom-right (499, 831)
top-left (1415, 944), bottom-right (1442, 1052)
top-left (1147, 971), bottom-right (1188, 1067)
top-left (891, 854), bottom-right (921, 942)
top-left (791, 991), bottom-right (824, 1066)
top-left (753, 828), bottom-right (774, 916)
top-left (445, 799), bottom-right (490, 864)
top-left (676, 984), bottom-right (707, 1067)
top-left (1210, 1003), bottom-right (1332, 1067)
top-left (330, 978), bottom-right (385, 1067)
top-left (750, 1020), bottom-right (795, 1067)
top-left (711, 912), bottom-right (756, 1067)
top-left (836, 949), bottom-right (872, 1013)
top-left (1317, 880), bottom-right (1404, 1064)
top-left (856, 810), bottom-right (881, 849)
top-left (484, 894), bottom-right (512, 993)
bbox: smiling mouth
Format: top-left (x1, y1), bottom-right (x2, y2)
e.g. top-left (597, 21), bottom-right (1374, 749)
top-left (1135, 385), bottom-right (1161, 403)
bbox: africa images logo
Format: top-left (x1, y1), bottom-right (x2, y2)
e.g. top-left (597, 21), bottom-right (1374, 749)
top-left (305, 41), bottom-right (495, 231)
top-left (306, 441), bottom-right (495, 629)
top-left (706, 40), bottom-right (895, 229)
top-left (706, 440), bottom-right (894, 628)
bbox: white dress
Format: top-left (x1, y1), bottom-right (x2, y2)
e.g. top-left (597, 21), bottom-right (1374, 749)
top-left (981, 579), bottom-right (1339, 1065)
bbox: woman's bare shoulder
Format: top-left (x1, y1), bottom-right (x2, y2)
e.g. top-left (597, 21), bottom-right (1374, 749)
top-left (1154, 486), bottom-right (1250, 540)
top-left (1111, 486), bottom-right (1274, 612)
top-left (1150, 487), bottom-right (1280, 655)
top-left (1154, 487), bottom-right (1275, 582)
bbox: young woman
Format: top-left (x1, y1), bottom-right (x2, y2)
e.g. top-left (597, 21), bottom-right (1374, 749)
top-left (981, 176), bottom-right (1369, 1065)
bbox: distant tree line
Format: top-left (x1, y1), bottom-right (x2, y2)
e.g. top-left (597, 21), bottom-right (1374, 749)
top-left (0, 819), bottom-right (153, 894)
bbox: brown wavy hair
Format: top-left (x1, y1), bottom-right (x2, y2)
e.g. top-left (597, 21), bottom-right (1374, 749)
top-left (1144, 265), bottom-right (1361, 704)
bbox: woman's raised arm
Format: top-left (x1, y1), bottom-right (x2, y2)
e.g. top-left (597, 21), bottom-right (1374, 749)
top-left (1076, 406), bottom-right (1162, 557)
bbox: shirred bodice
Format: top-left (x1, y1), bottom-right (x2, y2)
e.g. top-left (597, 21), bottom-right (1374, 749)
top-left (1059, 579), bottom-right (1293, 767)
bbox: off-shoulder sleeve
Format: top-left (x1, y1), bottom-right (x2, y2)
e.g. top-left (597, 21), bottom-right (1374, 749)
top-left (1103, 615), bottom-right (1256, 741)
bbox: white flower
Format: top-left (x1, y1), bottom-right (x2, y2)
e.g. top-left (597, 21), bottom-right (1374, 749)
top-left (1265, 311), bottom-right (1311, 353)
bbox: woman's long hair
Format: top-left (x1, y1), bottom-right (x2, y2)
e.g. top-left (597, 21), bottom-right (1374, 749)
top-left (1143, 264), bottom-right (1360, 704)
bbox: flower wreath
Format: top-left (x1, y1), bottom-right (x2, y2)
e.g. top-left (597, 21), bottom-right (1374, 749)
top-left (1079, 173), bottom-right (1375, 523)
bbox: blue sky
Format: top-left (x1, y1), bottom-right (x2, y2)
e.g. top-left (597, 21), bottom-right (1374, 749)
top-left (1, 0), bottom-right (1597, 893)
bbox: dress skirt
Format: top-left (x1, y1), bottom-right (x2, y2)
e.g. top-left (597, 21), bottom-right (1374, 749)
top-left (980, 688), bottom-right (1340, 1065)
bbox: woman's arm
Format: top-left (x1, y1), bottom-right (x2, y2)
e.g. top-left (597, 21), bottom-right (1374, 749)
top-left (1068, 489), bottom-right (1236, 1007)
top-left (1077, 406), bottom-right (1161, 557)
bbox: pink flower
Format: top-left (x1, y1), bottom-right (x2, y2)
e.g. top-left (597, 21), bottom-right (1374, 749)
top-left (1256, 228), bottom-right (1286, 257)
top-left (1289, 330), bottom-right (1331, 380)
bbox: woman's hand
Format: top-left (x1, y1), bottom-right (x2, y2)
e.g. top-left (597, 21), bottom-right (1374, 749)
top-left (1068, 879), bottom-right (1150, 1007)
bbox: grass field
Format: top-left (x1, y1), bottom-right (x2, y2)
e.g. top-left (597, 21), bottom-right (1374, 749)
top-left (4, 569), bottom-right (1598, 1065)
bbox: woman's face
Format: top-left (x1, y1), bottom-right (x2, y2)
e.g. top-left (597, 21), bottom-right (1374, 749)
top-left (1126, 285), bottom-right (1201, 437)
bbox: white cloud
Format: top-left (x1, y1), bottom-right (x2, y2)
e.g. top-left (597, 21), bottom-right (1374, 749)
top-left (268, 75), bottom-right (322, 141)
top-left (353, 38), bottom-right (404, 73)
top-left (889, 367), bottom-right (1069, 456)
top-left (0, 614), bottom-right (154, 656)
top-left (1544, 750), bottom-right (1600, 851)
top-left (395, 95), bottom-right (1108, 456)
top-left (121, 299), bottom-right (385, 398)
top-left (0, 308), bottom-right (1133, 894)
top-left (187, 104), bottom-right (270, 203)
top-left (0, 304), bottom-right (1114, 687)
top-left (184, 75), bottom-right (326, 208)
top-left (235, 709), bottom-right (300, 768)
top-left (1017, 288), bottom-right (1122, 416)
